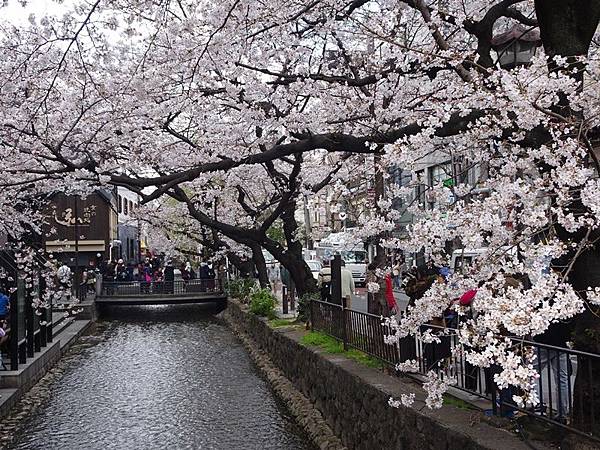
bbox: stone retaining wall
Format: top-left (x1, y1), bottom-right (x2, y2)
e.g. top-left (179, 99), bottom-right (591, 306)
top-left (224, 300), bottom-right (538, 450)
top-left (225, 313), bottom-right (346, 450)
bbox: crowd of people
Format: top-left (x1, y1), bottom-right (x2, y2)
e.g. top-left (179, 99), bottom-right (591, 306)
top-left (44, 252), bottom-right (221, 299)
top-left (101, 255), bottom-right (218, 294)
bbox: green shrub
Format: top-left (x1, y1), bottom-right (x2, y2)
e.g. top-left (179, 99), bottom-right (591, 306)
top-left (226, 278), bottom-right (257, 303)
top-left (249, 288), bottom-right (277, 318)
top-left (298, 292), bottom-right (319, 324)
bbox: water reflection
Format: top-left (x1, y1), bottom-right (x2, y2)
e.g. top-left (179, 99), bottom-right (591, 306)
top-left (8, 305), bottom-right (312, 450)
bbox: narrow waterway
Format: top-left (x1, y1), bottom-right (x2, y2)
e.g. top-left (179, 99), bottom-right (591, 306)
top-left (6, 305), bottom-right (314, 450)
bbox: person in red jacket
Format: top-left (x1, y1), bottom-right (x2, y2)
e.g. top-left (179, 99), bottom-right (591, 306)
top-left (384, 273), bottom-right (398, 315)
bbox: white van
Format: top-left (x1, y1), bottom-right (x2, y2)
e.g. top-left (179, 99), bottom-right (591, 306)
top-left (315, 232), bottom-right (368, 286)
top-left (451, 247), bottom-right (517, 274)
top-left (451, 249), bottom-right (484, 273)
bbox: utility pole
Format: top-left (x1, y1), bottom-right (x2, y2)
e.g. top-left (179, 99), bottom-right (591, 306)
top-left (137, 193), bottom-right (142, 263)
top-left (74, 196), bottom-right (80, 300)
top-left (303, 194), bottom-right (313, 250)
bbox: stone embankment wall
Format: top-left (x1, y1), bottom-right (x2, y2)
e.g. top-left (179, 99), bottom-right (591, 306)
top-left (224, 300), bottom-right (538, 450)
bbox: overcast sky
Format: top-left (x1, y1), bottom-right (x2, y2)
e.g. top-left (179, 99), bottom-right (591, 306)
top-left (2, 0), bottom-right (71, 25)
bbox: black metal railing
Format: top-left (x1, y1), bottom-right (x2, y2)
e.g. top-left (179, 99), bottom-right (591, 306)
top-left (310, 299), bottom-right (600, 440)
top-left (0, 250), bottom-right (54, 372)
top-left (101, 278), bottom-right (223, 297)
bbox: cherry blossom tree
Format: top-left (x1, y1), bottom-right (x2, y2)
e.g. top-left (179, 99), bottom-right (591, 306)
top-left (2, 0), bottom-right (600, 432)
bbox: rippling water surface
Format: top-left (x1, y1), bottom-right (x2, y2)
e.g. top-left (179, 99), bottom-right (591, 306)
top-left (8, 305), bottom-right (313, 450)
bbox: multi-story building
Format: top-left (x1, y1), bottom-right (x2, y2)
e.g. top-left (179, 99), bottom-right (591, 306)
top-left (116, 187), bottom-right (144, 263)
top-left (43, 190), bottom-right (119, 268)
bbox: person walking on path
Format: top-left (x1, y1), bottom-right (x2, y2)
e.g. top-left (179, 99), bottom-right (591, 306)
top-left (384, 272), bottom-right (398, 315)
top-left (340, 260), bottom-right (355, 309)
top-left (317, 259), bottom-right (332, 302)
top-left (534, 320), bottom-right (573, 422)
top-left (181, 263), bottom-right (190, 282)
top-left (366, 266), bottom-right (398, 316)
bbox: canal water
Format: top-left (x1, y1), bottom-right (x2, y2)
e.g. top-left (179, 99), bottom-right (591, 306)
top-left (6, 305), bottom-right (314, 450)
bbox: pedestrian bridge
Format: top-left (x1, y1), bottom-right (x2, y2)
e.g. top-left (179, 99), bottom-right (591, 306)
top-left (96, 279), bottom-right (227, 306)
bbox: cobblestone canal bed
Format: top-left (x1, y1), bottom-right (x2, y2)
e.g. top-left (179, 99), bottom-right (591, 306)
top-left (2, 305), bottom-right (314, 450)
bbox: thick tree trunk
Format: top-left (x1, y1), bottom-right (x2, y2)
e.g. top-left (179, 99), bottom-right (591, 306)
top-left (535, 0), bottom-right (600, 60)
top-left (279, 199), bottom-right (318, 296)
top-left (250, 244), bottom-right (270, 288)
top-left (259, 237), bottom-right (317, 297)
top-left (372, 152), bottom-right (387, 269)
top-left (534, 0), bottom-right (600, 433)
top-left (183, 198), bottom-right (316, 296)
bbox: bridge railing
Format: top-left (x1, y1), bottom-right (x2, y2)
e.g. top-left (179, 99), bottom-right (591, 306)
top-left (100, 278), bottom-right (223, 297)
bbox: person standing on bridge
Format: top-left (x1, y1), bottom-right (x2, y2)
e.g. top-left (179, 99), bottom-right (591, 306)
top-left (163, 261), bottom-right (174, 294)
top-left (116, 259), bottom-right (127, 282)
top-left (57, 262), bottom-right (72, 302)
top-left (207, 263), bottom-right (216, 291)
top-left (199, 262), bottom-right (210, 292)
top-left (181, 263), bottom-right (190, 282)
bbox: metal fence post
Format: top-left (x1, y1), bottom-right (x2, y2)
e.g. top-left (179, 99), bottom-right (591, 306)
top-left (489, 368), bottom-right (498, 416)
top-left (331, 255), bottom-right (342, 306)
top-left (46, 290), bottom-right (53, 343)
top-left (282, 285), bottom-right (289, 315)
top-left (9, 287), bottom-right (18, 370)
top-left (342, 296), bottom-right (348, 350)
top-left (39, 275), bottom-right (47, 348)
top-left (290, 281), bottom-right (296, 311)
top-left (96, 273), bottom-right (103, 297)
top-left (25, 280), bottom-right (34, 358)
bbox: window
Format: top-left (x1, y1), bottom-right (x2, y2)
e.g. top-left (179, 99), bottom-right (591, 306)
top-left (415, 170), bottom-right (426, 209)
top-left (390, 167), bottom-right (411, 187)
top-left (428, 163), bottom-right (452, 187)
top-left (118, 195), bottom-right (123, 213)
top-left (341, 251), bottom-right (367, 264)
top-left (428, 163), bottom-right (452, 209)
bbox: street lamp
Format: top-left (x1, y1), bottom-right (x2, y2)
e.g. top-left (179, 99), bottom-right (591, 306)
top-left (491, 24), bottom-right (541, 69)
